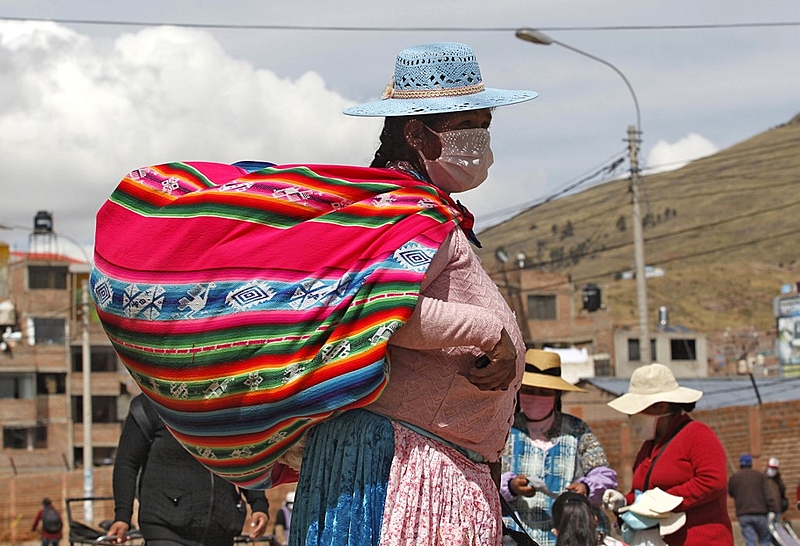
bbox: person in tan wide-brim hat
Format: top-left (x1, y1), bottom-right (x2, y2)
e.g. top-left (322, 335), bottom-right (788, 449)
top-left (602, 364), bottom-right (733, 545)
top-left (522, 348), bottom-right (587, 392)
top-left (501, 349), bottom-right (618, 546)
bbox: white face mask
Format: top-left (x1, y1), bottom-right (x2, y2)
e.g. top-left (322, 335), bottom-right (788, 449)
top-left (766, 468), bottom-right (778, 478)
top-left (629, 412), bottom-right (672, 442)
top-left (419, 127), bottom-right (494, 193)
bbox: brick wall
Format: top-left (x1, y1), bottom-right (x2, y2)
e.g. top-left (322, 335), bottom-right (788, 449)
top-left (2, 399), bottom-right (798, 540)
top-left (0, 467), bottom-right (291, 543)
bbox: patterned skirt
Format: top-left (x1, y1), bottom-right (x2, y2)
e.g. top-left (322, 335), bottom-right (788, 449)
top-left (291, 410), bottom-right (502, 546)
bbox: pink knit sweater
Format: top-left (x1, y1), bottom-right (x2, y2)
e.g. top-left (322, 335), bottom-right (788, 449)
top-left (368, 228), bottom-right (526, 462)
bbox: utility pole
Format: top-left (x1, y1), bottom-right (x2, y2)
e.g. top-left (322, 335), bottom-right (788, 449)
top-left (515, 28), bottom-right (652, 367)
top-left (81, 280), bottom-right (94, 524)
top-left (628, 125), bottom-right (651, 364)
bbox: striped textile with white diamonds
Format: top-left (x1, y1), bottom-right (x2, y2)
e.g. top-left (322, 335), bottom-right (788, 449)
top-left (91, 161), bottom-right (462, 489)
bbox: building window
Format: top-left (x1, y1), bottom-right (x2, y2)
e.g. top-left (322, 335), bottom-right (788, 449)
top-left (28, 266), bottom-right (68, 290)
top-left (72, 395), bottom-right (119, 424)
top-left (528, 295), bottom-right (557, 320)
top-left (594, 356), bottom-right (612, 377)
top-left (3, 425), bottom-right (47, 449)
top-left (628, 338), bottom-right (657, 362)
top-left (671, 338), bottom-right (697, 360)
top-left (32, 318), bottom-right (66, 345)
top-left (71, 346), bottom-right (119, 372)
top-left (37, 373), bottom-right (67, 395)
top-left (0, 373), bottom-right (36, 399)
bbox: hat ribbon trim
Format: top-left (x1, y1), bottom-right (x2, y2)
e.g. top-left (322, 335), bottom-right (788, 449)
top-left (384, 82), bottom-right (485, 100)
top-left (525, 363), bottom-right (561, 377)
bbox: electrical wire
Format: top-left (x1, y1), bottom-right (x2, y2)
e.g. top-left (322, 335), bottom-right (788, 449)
top-left (1, 16), bottom-right (799, 32)
top-left (480, 149), bottom-right (627, 224)
top-left (514, 224), bottom-right (800, 292)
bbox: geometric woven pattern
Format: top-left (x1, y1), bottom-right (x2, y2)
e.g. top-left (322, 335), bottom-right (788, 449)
top-left (91, 161), bottom-right (463, 489)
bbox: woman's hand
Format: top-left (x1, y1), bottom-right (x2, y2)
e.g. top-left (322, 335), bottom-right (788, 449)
top-left (466, 328), bottom-right (517, 391)
top-left (510, 475), bottom-right (535, 497)
top-left (249, 511), bottom-right (269, 539)
top-left (603, 489), bottom-right (627, 512)
top-left (107, 521), bottom-right (130, 543)
top-left (566, 481), bottom-right (589, 496)
top-left (509, 474), bottom-right (547, 498)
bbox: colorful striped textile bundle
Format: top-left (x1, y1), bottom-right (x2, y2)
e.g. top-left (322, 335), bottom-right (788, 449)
top-left (91, 161), bottom-right (464, 489)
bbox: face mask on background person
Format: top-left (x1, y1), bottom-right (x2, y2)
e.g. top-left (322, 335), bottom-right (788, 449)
top-left (519, 393), bottom-right (556, 421)
top-left (766, 468), bottom-right (778, 478)
top-left (629, 412), bottom-right (673, 442)
top-left (419, 127), bottom-right (494, 193)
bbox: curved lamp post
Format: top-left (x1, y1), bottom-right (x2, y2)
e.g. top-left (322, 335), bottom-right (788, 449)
top-left (515, 28), bottom-right (651, 365)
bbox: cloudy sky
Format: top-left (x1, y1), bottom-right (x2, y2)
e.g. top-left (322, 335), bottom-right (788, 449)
top-left (0, 1), bottom-right (798, 260)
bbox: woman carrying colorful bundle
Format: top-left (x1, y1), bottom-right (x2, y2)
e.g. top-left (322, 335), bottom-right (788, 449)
top-left (289, 42), bottom-right (537, 546)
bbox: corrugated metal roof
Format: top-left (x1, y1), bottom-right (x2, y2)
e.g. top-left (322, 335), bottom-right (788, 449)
top-left (584, 376), bottom-right (800, 410)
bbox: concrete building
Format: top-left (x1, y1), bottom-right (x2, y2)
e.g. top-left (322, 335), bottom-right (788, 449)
top-left (489, 266), bottom-right (708, 378)
top-left (0, 241), bottom-right (127, 475)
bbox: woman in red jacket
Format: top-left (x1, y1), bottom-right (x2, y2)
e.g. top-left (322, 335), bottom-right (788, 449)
top-left (602, 363), bottom-right (733, 545)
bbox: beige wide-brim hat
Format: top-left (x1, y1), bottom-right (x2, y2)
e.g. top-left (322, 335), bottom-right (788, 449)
top-left (619, 488), bottom-right (687, 536)
top-left (608, 363), bottom-right (702, 415)
top-left (618, 488), bottom-right (682, 518)
top-left (522, 349), bottom-right (586, 392)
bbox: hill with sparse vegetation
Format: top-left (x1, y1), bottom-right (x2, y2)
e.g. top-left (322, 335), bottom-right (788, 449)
top-left (477, 114), bottom-right (800, 334)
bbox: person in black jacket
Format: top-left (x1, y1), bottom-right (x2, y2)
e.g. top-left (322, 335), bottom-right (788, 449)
top-left (107, 394), bottom-right (270, 545)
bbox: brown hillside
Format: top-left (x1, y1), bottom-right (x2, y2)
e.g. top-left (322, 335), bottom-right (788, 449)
top-left (477, 115), bottom-right (800, 333)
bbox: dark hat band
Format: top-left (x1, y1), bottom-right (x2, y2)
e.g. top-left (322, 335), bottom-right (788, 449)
top-left (525, 363), bottom-right (561, 377)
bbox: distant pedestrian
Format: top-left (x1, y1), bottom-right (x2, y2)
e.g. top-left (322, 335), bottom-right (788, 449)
top-left (274, 491), bottom-right (294, 546)
top-left (31, 497), bottom-right (63, 546)
top-left (764, 457), bottom-right (789, 519)
top-left (728, 453), bottom-right (778, 546)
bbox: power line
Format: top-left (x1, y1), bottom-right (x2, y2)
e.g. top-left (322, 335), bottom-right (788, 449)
top-left (1, 16), bottom-right (799, 32)
top-left (510, 224), bottom-right (800, 293)
top-left (480, 149), bottom-right (627, 224)
top-left (493, 195), bottom-right (800, 284)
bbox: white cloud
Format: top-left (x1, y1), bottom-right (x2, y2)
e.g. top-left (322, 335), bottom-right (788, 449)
top-left (0, 21), bottom-right (382, 256)
top-left (645, 133), bottom-right (719, 174)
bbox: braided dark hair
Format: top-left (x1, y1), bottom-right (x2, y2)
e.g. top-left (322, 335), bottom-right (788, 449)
top-left (369, 113), bottom-right (450, 173)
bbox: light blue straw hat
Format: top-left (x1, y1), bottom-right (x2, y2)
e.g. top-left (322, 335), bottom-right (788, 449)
top-left (344, 42), bottom-right (537, 117)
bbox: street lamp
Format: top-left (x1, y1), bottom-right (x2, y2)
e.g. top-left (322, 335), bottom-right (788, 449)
top-left (516, 28), bottom-right (651, 364)
top-left (54, 231), bottom-right (95, 524)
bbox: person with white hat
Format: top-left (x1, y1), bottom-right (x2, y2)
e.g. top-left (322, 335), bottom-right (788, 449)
top-left (603, 363), bottom-right (733, 545)
top-left (274, 491), bottom-right (295, 546)
top-left (289, 41), bottom-right (537, 546)
top-left (764, 457), bottom-right (789, 520)
top-left (500, 349), bottom-right (617, 546)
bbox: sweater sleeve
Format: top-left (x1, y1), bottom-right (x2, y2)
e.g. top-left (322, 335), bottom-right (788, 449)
top-left (574, 419), bottom-right (617, 505)
top-left (31, 509), bottom-right (43, 531)
top-left (244, 489), bottom-right (270, 515)
top-left (112, 403), bottom-right (152, 524)
top-left (388, 230), bottom-right (505, 353)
